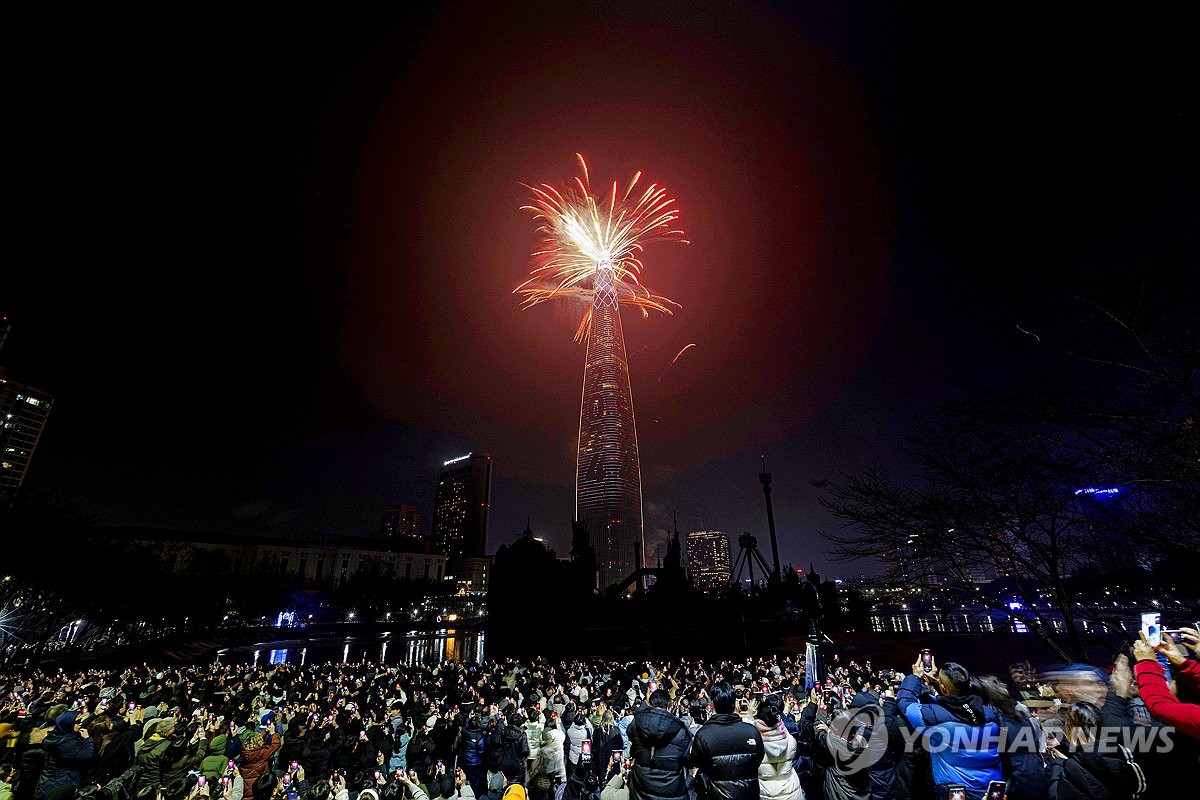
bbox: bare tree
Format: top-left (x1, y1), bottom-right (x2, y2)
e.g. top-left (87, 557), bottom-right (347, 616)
top-left (822, 268), bottom-right (1199, 662)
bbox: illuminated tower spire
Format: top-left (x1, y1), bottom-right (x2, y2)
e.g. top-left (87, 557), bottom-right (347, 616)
top-left (516, 155), bottom-right (687, 590)
top-left (576, 260), bottom-right (644, 588)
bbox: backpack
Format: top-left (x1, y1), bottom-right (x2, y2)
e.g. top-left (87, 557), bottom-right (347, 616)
top-left (484, 729), bottom-right (505, 772)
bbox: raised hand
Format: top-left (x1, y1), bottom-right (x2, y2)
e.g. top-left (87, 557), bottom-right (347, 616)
top-left (1133, 631), bottom-right (1158, 662)
top-left (1177, 627), bottom-right (1200, 655)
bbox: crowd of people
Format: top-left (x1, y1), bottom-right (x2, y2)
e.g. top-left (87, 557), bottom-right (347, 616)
top-left (0, 627), bottom-right (1196, 800)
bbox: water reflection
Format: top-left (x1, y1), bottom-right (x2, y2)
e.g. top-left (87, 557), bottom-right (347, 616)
top-left (220, 629), bottom-right (484, 668)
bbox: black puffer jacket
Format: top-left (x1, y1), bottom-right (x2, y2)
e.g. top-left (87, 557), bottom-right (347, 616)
top-left (497, 723), bottom-right (530, 781)
top-left (685, 714), bottom-right (764, 800)
top-left (1048, 744), bottom-right (1146, 800)
top-left (627, 707), bottom-right (692, 800)
top-left (997, 709), bottom-right (1049, 800)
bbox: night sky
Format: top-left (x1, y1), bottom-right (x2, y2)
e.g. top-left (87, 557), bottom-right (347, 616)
top-left (6, 3), bottom-right (1196, 577)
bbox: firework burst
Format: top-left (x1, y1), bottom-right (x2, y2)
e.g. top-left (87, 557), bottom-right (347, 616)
top-left (516, 153), bottom-right (688, 341)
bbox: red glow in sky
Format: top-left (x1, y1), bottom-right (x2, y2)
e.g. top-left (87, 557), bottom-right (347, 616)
top-left (331, 2), bottom-right (890, 498)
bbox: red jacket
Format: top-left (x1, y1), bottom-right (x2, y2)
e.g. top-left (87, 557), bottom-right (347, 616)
top-left (1133, 658), bottom-right (1200, 740)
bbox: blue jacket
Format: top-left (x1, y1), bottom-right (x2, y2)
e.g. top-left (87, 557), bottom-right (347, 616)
top-left (896, 675), bottom-right (1002, 798)
top-left (33, 711), bottom-right (96, 800)
top-left (617, 715), bottom-right (634, 752)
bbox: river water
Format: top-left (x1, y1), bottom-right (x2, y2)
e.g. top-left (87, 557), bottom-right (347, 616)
top-left (214, 627), bottom-right (486, 668)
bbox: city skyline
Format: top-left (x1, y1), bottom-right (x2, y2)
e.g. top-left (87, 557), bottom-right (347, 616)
top-left (4, 3), bottom-right (1195, 577)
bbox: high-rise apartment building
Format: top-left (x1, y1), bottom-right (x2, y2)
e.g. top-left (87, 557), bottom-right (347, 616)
top-left (686, 530), bottom-right (731, 591)
top-left (431, 452), bottom-right (492, 558)
top-left (577, 268), bottom-right (644, 589)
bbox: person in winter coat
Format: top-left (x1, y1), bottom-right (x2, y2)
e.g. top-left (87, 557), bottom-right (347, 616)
top-left (564, 715), bottom-right (593, 781)
top-left (750, 695), bottom-right (801, 800)
top-left (13, 704), bottom-right (68, 800)
top-left (199, 732), bottom-right (235, 782)
top-left (460, 715), bottom-right (488, 800)
top-left (339, 725), bottom-right (377, 779)
top-left (32, 711), bottom-right (94, 800)
top-left (626, 691), bottom-right (691, 800)
top-left (975, 676), bottom-right (1049, 800)
top-left (431, 714), bottom-right (460, 774)
top-left (301, 715), bottom-right (342, 783)
top-left (408, 721), bottom-right (439, 781)
top-left (81, 714), bottom-right (137, 788)
top-left (1047, 701), bottom-right (1147, 800)
top-left (599, 764), bottom-right (630, 800)
top-left (685, 682), bottom-right (763, 800)
top-left (238, 730), bottom-right (282, 800)
top-left (805, 700), bottom-right (869, 800)
top-left (1132, 629), bottom-right (1200, 740)
top-left (589, 713), bottom-right (623, 783)
top-left (496, 715), bottom-right (531, 785)
top-left (841, 691), bottom-right (897, 800)
top-left (275, 719), bottom-right (307, 778)
top-left (528, 729), bottom-right (566, 800)
top-left (133, 717), bottom-right (201, 795)
top-left (522, 711), bottom-right (544, 777)
top-left (216, 762), bottom-right (246, 800)
top-left (779, 696), bottom-right (815, 800)
top-left (615, 709), bottom-right (634, 757)
top-left (390, 721), bottom-right (414, 775)
top-left (896, 657), bottom-right (1002, 800)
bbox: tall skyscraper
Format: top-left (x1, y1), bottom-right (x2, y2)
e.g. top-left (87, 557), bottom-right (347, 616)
top-left (577, 265), bottom-right (644, 589)
top-left (517, 158), bottom-right (685, 591)
top-left (687, 530), bottom-right (731, 591)
top-left (431, 452), bottom-right (492, 557)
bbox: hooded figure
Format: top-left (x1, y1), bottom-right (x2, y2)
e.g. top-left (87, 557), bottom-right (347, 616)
top-left (32, 711), bottom-right (95, 800)
top-left (199, 732), bottom-right (233, 781)
top-left (896, 661), bottom-right (1002, 799)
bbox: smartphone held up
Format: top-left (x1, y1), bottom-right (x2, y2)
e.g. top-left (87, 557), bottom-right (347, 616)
top-left (1141, 611), bottom-right (1162, 647)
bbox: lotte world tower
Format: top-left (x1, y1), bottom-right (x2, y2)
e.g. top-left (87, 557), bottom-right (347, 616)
top-left (517, 156), bottom-right (687, 590)
top-left (576, 263), bottom-right (644, 588)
